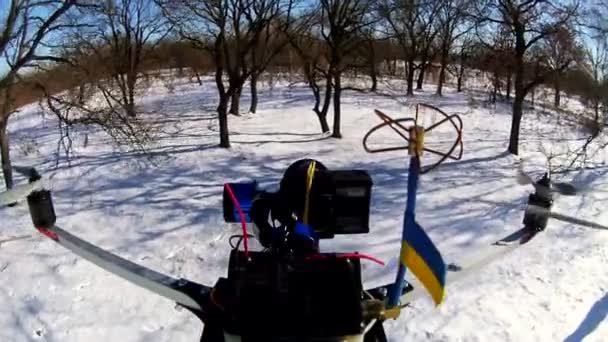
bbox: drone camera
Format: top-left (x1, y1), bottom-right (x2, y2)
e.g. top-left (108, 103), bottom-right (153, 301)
top-left (222, 160), bottom-right (373, 245)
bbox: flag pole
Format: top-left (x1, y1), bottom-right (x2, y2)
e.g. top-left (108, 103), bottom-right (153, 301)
top-left (387, 125), bottom-right (424, 309)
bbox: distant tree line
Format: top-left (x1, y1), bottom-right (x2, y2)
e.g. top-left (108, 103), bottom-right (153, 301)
top-left (1, 0), bottom-right (607, 190)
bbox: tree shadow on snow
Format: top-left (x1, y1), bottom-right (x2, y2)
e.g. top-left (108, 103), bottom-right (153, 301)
top-left (563, 293), bottom-right (608, 342)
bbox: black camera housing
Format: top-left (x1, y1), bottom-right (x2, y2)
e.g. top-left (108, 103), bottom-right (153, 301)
top-left (223, 160), bottom-right (373, 240)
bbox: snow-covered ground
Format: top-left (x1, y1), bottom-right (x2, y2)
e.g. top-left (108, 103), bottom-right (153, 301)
top-left (1, 77), bottom-right (607, 342)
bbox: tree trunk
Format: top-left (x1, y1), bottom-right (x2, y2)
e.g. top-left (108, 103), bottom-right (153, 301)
top-left (457, 75), bottom-right (463, 92)
top-left (332, 72), bottom-right (342, 138)
top-left (126, 75), bottom-right (137, 117)
top-left (218, 96), bottom-right (230, 148)
top-left (125, 102), bottom-right (136, 118)
top-left (317, 112), bottom-right (330, 133)
top-left (214, 55), bottom-right (230, 148)
top-left (508, 94), bottom-right (524, 155)
top-left (594, 99), bottom-right (600, 124)
top-left (78, 84), bottom-right (86, 105)
top-left (370, 70), bottom-right (378, 92)
top-left (229, 86), bottom-right (242, 115)
top-left (554, 80), bottom-right (561, 108)
top-left (321, 75), bottom-right (332, 112)
top-left (491, 71), bottom-right (499, 103)
top-left (506, 73), bottom-right (511, 100)
top-left (416, 61), bottom-right (426, 90)
top-left (0, 119), bottom-right (13, 190)
top-left (369, 41), bottom-right (377, 92)
top-left (194, 70), bottom-right (203, 86)
top-left (316, 77), bottom-right (332, 133)
top-left (508, 31), bottom-right (526, 155)
top-left (457, 63), bottom-right (465, 92)
top-left (436, 49), bottom-right (448, 96)
top-left (406, 60), bottom-right (415, 95)
top-left (288, 49), bottom-right (294, 82)
top-left (309, 69), bottom-right (332, 134)
top-left (457, 47), bottom-right (466, 92)
top-left (249, 73), bottom-right (259, 114)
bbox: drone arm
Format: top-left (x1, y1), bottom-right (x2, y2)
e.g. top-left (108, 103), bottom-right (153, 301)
top-left (16, 167), bottom-right (211, 315)
top-left (42, 225), bottom-right (210, 312)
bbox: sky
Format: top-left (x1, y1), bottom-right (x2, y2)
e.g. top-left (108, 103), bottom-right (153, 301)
top-left (0, 1), bottom-right (11, 75)
top-left (0, 1), bottom-right (57, 76)
top-left (0, 1), bottom-right (605, 79)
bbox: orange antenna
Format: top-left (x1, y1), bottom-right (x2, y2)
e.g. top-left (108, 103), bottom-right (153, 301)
top-left (362, 103), bottom-right (463, 173)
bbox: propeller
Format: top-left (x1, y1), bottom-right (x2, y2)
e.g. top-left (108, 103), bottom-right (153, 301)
top-left (516, 164), bottom-right (578, 196)
top-left (13, 166), bottom-right (42, 182)
top-left (0, 166), bottom-right (44, 206)
top-left (526, 204), bottom-right (608, 231)
top-left (0, 181), bottom-right (43, 206)
top-left (516, 165), bottom-right (608, 232)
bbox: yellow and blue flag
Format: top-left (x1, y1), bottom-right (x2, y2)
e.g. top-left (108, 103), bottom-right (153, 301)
top-left (387, 157), bottom-right (446, 308)
top-left (401, 218), bottom-right (446, 305)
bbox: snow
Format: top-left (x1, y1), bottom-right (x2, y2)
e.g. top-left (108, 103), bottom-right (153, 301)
top-left (1, 76), bottom-right (607, 342)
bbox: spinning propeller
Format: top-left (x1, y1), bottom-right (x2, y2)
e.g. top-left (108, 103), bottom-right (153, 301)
top-left (516, 164), bottom-right (578, 196)
top-left (516, 166), bottom-right (608, 231)
top-left (0, 166), bottom-right (44, 206)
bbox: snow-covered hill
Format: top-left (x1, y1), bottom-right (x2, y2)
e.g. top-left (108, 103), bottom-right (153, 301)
top-left (1, 78), bottom-right (607, 341)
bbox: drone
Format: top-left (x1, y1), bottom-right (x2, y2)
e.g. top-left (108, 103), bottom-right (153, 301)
top-left (1, 104), bottom-right (605, 342)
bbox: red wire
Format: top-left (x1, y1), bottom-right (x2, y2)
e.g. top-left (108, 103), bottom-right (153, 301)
top-left (36, 226), bottom-right (58, 240)
top-left (336, 253), bottom-right (385, 266)
top-left (307, 252), bottom-right (385, 266)
top-left (224, 184), bottom-right (249, 257)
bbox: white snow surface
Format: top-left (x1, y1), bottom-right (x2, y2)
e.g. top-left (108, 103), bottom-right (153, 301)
top-left (1, 77), bottom-right (607, 342)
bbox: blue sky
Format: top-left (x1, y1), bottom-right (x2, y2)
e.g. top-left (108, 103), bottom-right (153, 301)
top-left (0, 1), bottom-right (56, 76)
top-left (0, 0), bottom-right (604, 78)
top-left (0, 1), bottom-right (10, 75)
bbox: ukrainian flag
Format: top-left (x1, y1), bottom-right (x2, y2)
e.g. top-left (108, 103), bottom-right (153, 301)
top-left (400, 218), bottom-right (446, 305)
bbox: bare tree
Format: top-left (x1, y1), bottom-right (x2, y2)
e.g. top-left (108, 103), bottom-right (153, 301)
top-left (583, 41), bottom-right (608, 127)
top-left (435, 0), bottom-right (473, 96)
top-left (361, 30), bottom-right (380, 92)
top-left (543, 2), bottom-right (608, 172)
top-left (485, 25), bottom-right (514, 103)
top-left (69, 0), bottom-right (171, 118)
top-left (288, 21), bottom-right (332, 133)
top-left (477, 0), bottom-right (579, 155)
top-left (379, 0), bottom-right (442, 95)
top-left (451, 35), bottom-right (476, 92)
top-left (539, 26), bottom-right (580, 108)
top-left (0, 0), bottom-right (78, 190)
top-left (580, 1), bottom-right (608, 126)
top-left (40, 82), bottom-right (153, 156)
top-left (415, 4), bottom-right (442, 91)
top-left (288, 1), bottom-right (372, 137)
top-left (158, 0), bottom-right (293, 147)
top-left (321, 0), bottom-right (373, 138)
top-left (246, 1), bottom-right (293, 114)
